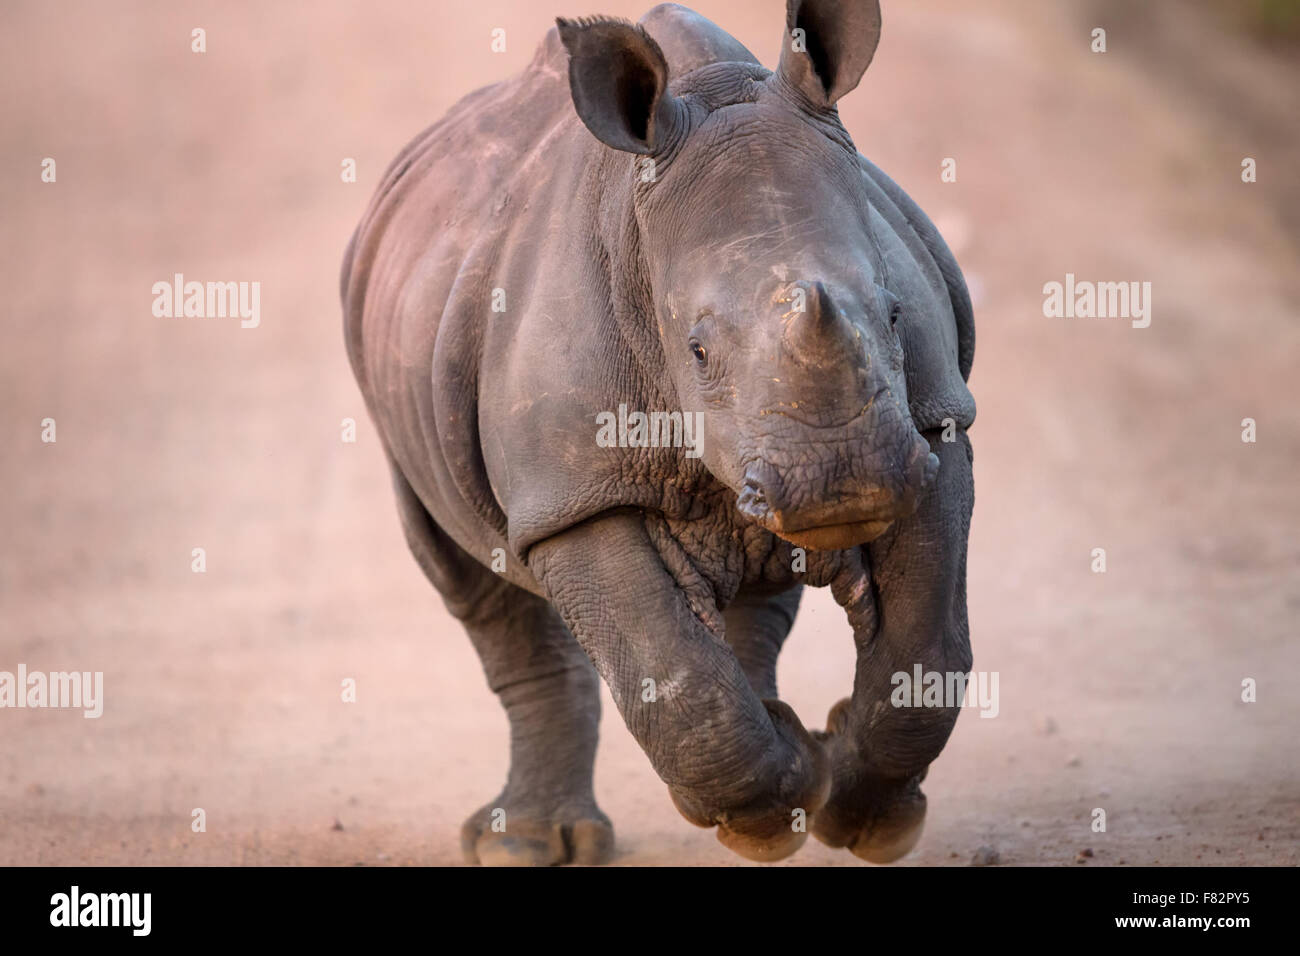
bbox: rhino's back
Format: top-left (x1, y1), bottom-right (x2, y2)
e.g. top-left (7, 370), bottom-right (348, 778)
top-left (339, 28), bottom-right (574, 577)
top-left (641, 3), bottom-right (760, 75)
top-left (342, 27), bottom-right (569, 394)
top-left (341, 7), bottom-right (771, 577)
top-left (342, 2), bottom-right (756, 388)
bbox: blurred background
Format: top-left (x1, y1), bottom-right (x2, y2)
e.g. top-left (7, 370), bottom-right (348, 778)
top-left (1, 0), bottom-right (1297, 865)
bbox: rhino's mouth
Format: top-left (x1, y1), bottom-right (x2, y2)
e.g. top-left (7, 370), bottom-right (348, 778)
top-left (770, 520), bottom-right (896, 551)
top-left (736, 482), bottom-right (898, 549)
top-left (735, 449), bottom-right (938, 551)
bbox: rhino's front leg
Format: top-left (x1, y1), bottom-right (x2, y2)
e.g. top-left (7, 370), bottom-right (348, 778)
top-left (530, 513), bottom-right (830, 861)
top-left (811, 429), bottom-right (974, 862)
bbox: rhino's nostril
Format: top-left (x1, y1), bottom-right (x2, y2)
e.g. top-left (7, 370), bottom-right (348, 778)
top-left (737, 461), bottom-right (783, 522)
top-left (736, 481), bottom-right (771, 520)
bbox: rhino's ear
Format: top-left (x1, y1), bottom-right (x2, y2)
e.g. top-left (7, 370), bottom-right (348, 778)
top-left (556, 16), bottom-right (682, 155)
top-left (776, 0), bottom-right (882, 108)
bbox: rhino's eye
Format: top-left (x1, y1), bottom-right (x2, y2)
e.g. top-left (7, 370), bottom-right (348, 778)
top-left (689, 340), bottom-right (708, 365)
top-left (878, 287), bottom-right (902, 330)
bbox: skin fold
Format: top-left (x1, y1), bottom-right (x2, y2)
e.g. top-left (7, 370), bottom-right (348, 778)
top-left (341, 0), bottom-right (976, 865)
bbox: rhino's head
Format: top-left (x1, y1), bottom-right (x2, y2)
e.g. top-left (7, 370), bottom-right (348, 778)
top-left (560, 0), bottom-right (935, 551)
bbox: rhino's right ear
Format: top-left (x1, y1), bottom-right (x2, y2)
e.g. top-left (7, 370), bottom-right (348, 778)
top-left (556, 16), bottom-right (683, 155)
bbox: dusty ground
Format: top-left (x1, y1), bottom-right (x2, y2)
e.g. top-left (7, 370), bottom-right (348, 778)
top-left (2, 0), bottom-right (1297, 866)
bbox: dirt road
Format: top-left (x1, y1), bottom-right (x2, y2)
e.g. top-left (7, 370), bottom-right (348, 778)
top-left (2, 0), bottom-right (1297, 865)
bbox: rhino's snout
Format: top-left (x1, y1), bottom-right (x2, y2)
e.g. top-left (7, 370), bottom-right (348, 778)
top-left (738, 440), bottom-right (939, 550)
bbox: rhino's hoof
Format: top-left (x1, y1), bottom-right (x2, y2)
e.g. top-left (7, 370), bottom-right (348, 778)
top-left (811, 775), bottom-right (928, 864)
top-left (716, 818), bottom-right (810, 862)
top-left (461, 804), bottom-right (614, 867)
top-left (846, 791), bottom-right (927, 863)
top-left (810, 698), bottom-right (931, 863)
top-left (670, 786), bottom-right (812, 862)
top-left (669, 698), bottom-right (831, 863)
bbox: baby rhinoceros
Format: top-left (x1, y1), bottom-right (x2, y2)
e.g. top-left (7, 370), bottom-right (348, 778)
top-left (341, 0), bottom-right (975, 865)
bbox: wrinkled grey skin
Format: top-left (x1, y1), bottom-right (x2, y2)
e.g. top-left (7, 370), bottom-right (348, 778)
top-left (341, 0), bottom-right (975, 865)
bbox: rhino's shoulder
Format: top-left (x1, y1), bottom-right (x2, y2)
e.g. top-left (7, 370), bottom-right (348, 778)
top-left (856, 155), bottom-right (976, 431)
top-left (858, 155), bottom-right (974, 384)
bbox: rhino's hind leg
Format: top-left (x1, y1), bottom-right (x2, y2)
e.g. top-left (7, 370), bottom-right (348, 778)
top-left (722, 587), bottom-right (802, 700)
top-left (389, 465), bottom-right (612, 866)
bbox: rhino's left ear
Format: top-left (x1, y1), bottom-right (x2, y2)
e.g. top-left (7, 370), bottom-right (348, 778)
top-left (776, 0), bottom-right (882, 108)
top-left (557, 16), bottom-right (683, 155)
